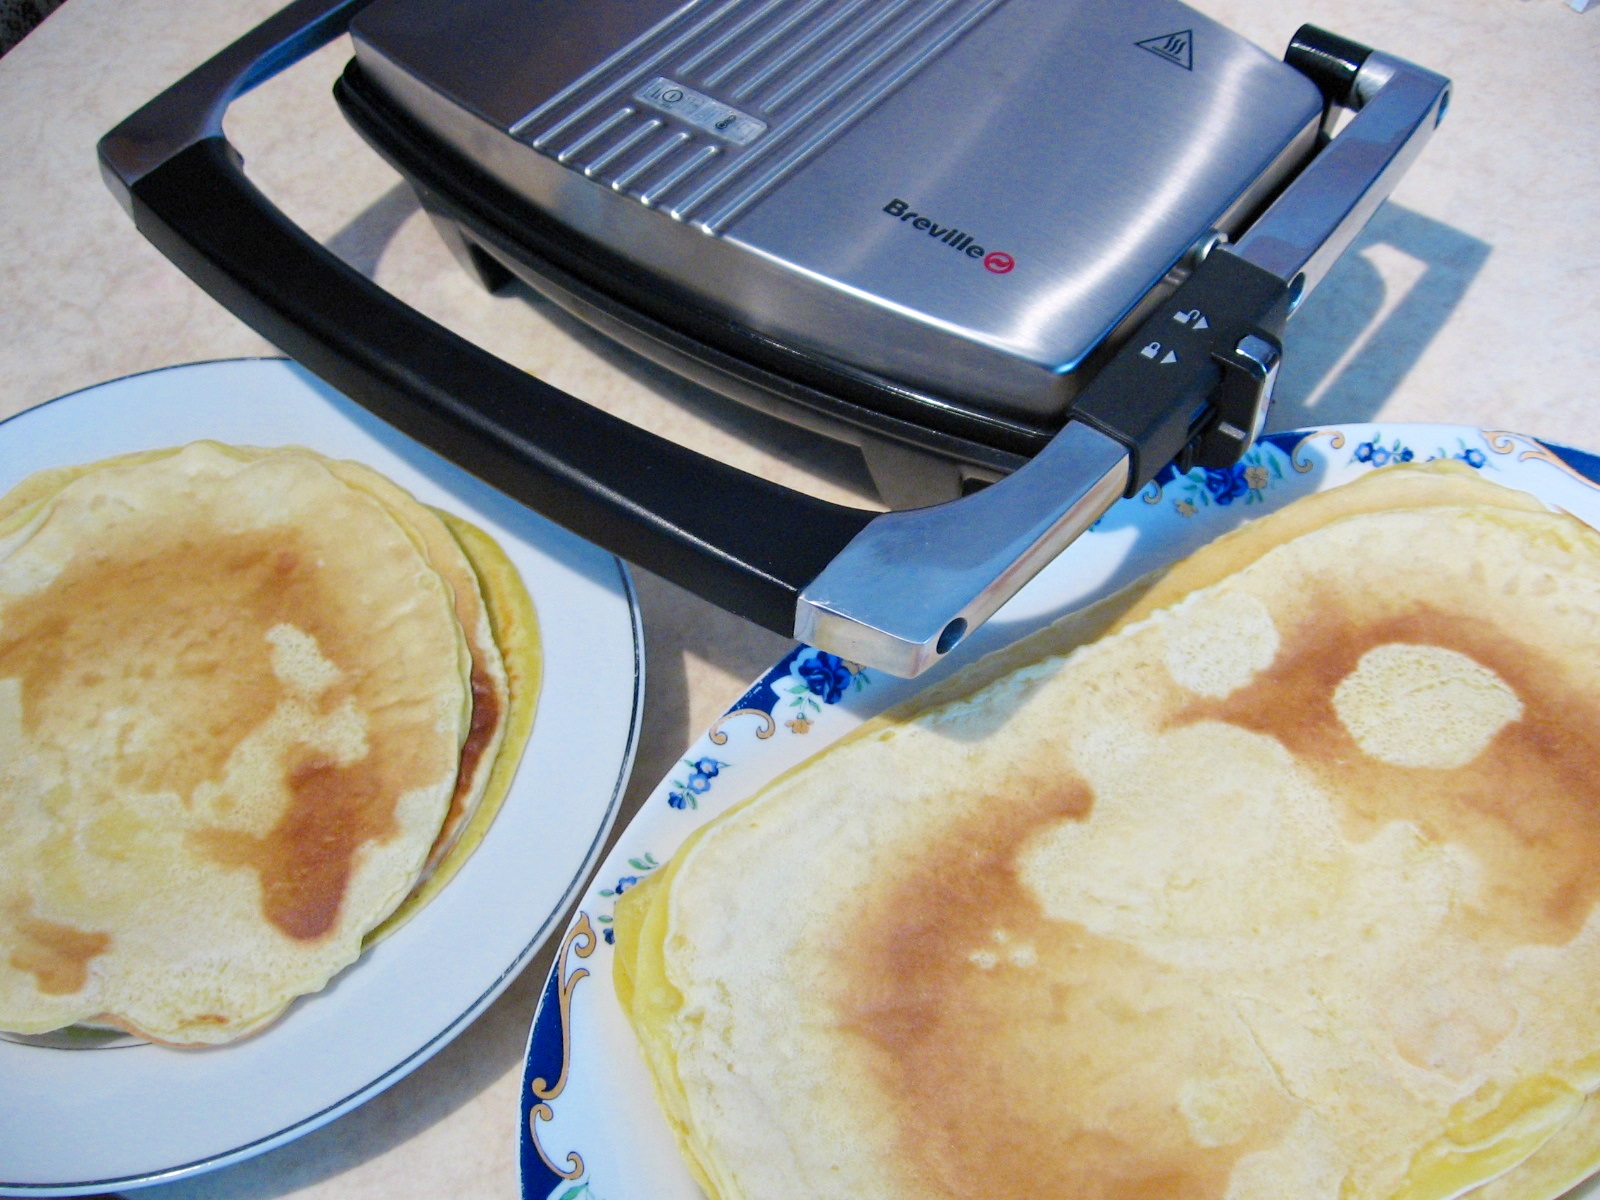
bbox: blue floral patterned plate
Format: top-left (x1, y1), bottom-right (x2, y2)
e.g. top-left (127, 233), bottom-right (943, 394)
top-left (518, 424), bottom-right (1600, 1200)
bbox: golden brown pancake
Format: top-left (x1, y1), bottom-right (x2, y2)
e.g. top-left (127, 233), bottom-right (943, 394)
top-left (616, 471), bottom-right (1600, 1200)
top-left (367, 507), bottom-right (543, 942)
top-left (0, 441), bottom-right (539, 1045)
top-left (0, 442), bottom-right (518, 884)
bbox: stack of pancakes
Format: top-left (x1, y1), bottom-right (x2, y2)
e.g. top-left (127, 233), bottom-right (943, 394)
top-left (0, 441), bottom-right (539, 1046)
top-left (615, 462), bottom-right (1600, 1200)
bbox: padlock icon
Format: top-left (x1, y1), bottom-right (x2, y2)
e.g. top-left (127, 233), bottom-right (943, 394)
top-left (1140, 341), bottom-right (1162, 359)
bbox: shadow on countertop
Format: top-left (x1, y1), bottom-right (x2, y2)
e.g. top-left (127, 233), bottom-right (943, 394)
top-left (1268, 201), bottom-right (1492, 433)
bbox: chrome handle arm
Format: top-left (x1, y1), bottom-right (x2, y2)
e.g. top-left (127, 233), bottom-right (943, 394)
top-left (795, 421), bottom-right (1130, 677)
top-left (1230, 41), bottom-right (1451, 307)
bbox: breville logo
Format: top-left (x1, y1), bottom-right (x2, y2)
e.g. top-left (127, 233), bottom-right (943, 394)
top-left (882, 199), bottom-right (1015, 274)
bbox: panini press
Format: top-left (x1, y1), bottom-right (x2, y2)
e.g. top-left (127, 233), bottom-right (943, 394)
top-left (98, 0), bottom-right (1449, 676)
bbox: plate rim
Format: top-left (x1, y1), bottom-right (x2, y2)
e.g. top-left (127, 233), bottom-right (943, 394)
top-left (0, 357), bottom-right (646, 1195)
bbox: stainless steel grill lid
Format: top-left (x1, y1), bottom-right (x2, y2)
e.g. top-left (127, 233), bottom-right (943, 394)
top-left (98, 0), bottom-right (1449, 676)
top-left (349, 0), bottom-right (1322, 422)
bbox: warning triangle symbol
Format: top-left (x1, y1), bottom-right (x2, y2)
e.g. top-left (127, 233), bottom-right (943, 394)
top-left (1137, 29), bottom-right (1193, 70)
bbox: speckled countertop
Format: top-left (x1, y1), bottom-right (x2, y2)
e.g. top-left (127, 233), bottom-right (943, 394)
top-left (0, 0), bottom-right (1596, 1196)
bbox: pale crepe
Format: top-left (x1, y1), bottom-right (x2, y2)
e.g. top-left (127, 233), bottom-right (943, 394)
top-left (0, 443), bottom-right (475, 1044)
top-left (1108, 457), bottom-right (1550, 633)
top-left (616, 470), bottom-right (1600, 1200)
top-left (0, 441), bottom-right (520, 885)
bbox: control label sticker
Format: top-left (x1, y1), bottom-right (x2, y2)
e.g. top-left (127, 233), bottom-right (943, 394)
top-left (635, 78), bottom-right (767, 145)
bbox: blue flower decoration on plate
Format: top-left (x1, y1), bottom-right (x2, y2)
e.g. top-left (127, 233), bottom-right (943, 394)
top-left (713, 645), bottom-right (872, 739)
top-left (1144, 441), bottom-right (1287, 515)
top-left (1350, 432), bottom-right (1491, 472)
top-left (797, 652), bottom-right (854, 703)
top-left (667, 757), bottom-right (727, 810)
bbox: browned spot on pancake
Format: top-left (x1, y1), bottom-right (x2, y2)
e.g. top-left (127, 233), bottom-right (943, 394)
top-left (1176, 595), bottom-right (1600, 945)
top-left (7, 907), bottom-right (111, 995)
top-left (834, 777), bottom-right (1274, 1200)
top-left (0, 532), bottom-right (330, 798)
top-left (0, 525), bottom-right (451, 943)
top-left (838, 784), bottom-right (1085, 1053)
top-left (195, 752), bottom-right (406, 940)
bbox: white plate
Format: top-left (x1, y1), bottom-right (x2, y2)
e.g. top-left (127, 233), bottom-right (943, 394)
top-left (519, 422), bottom-right (1600, 1200)
top-left (0, 359), bottom-right (644, 1196)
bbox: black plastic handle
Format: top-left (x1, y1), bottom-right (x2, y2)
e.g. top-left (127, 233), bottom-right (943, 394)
top-left (99, 0), bottom-right (874, 639)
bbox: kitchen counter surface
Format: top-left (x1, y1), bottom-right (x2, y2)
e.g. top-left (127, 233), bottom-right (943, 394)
top-left (0, 0), bottom-right (1596, 1197)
